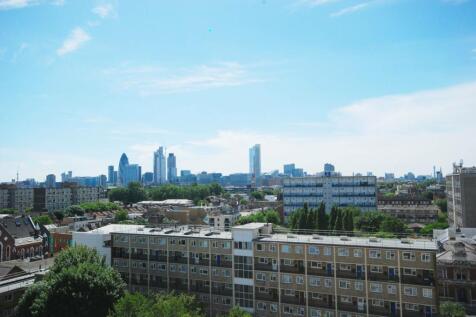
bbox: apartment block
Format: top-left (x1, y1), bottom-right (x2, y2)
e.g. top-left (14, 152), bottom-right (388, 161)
top-left (283, 176), bottom-right (377, 217)
top-left (377, 197), bottom-right (439, 225)
top-left (446, 164), bottom-right (476, 228)
top-left (76, 223), bottom-right (438, 317)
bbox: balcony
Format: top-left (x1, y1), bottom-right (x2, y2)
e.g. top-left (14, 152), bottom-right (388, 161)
top-left (308, 298), bottom-right (334, 309)
top-left (368, 272), bottom-right (398, 282)
top-left (368, 306), bottom-right (389, 316)
top-left (338, 303), bottom-right (366, 314)
top-left (212, 287), bottom-right (233, 297)
top-left (211, 259), bottom-right (232, 268)
top-left (307, 267), bottom-right (333, 277)
top-left (401, 275), bottom-right (434, 286)
top-left (255, 290), bottom-right (279, 302)
top-left (169, 256), bottom-right (188, 264)
top-left (280, 292), bottom-right (306, 305)
top-left (280, 262), bottom-right (305, 274)
top-left (149, 255), bottom-right (168, 262)
top-left (130, 253), bottom-right (148, 261)
top-left (254, 263), bottom-right (277, 272)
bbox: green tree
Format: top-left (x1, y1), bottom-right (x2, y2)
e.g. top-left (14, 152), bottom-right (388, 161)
top-left (107, 292), bottom-right (153, 317)
top-left (317, 202), bottom-right (328, 231)
top-left (114, 210), bottom-right (128, 223)
top-left (334, 208), bottom-right (344, 231)
top-left (298, 203), bottom-right (309, 230)
top-left (434, 199), bottom-right (447, 213)
top-left (0, 208), bottom-right (16, 214)
top-left (53, 211), bottom-right (64, 221)
top-left (33, 215), bottom-right (53, 225)
top-left (65, 205), bottom-right (85, 217)
top-left (250, 191), bottom-right (265, 200)
top-left (127, 182), bottom-right (147, 205)
top-left (328, 206), bottom-right (338, 231)
top-left (226, 306), bottom-right (252, 317)
top-left (16, 246), bottom-right (125, 317)
top-left (440, 302), bottom-right (466, 317)
top-left (109, 188), bottom-right (130, 205)
top-left (380, 216), bottom-right (406, 233)
top-left (343, 210), bottom-right (354, 232)
top-left (355, 211), bottom-right (386, 233)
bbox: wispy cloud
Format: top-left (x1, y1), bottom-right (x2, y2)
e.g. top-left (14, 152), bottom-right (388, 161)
top-left (330, 1), bottom-right (372, 17)
top-left (127, 81), bottom-right (476, 176)
top-left (105, 62), bottom-right (263, 95)
top-left (56, 27), bottom-right (90, 56)
top-left (92, 3), bottom-right (114, 18)
top-left (0, 0), bottom-right (34, 10)
top-left (297, 0), bottom-right (341, 7)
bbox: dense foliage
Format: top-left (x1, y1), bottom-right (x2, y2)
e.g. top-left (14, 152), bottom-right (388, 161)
top-left (147, 183), bottom-right (223, 204)
top-left (289, 203), bottom-right (357, 232)
top-left (439, 302), bottom-right (466, 317)
top-left (114, 210), bottom-right (129, 223)
top-left (354, 210), bottom-right (408, 234)
top-left (16, 246), bottom-right (125, 317)
top-left (80, 201), bottom-right (121, 212)
top-left (33, 215), bottom-right (53, 225)
top-left (235, 209), bottom-right (280, 225)
top-left (420, 212), bottom-right (449, 235)
top-left (109, 182), bottom-right (147, 206)
top-left (434, 199), bottom-right (447, 213)
top-left (0, 208), bottom-right (16, 214)
top-left (65, 205), bottom-right (85, 216)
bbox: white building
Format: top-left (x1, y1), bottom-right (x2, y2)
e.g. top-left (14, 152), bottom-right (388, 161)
top-left (249, 144), bottom-right (261, 186)
top-left (153, 147), bottom-right (167, 184)
top-left (283, 175), bottom-right (377, 216)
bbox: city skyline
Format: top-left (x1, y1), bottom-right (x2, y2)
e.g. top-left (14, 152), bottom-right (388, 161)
top-left (1, 1), bottom-right (476, 181)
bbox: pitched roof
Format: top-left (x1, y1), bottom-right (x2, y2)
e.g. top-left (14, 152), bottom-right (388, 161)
top-left (0, 216), bottom-right (38, 239)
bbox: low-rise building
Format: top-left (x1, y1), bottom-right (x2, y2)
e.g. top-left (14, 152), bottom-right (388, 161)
top-left (435, 227), bottom-right (476, 315)
top-left (75, 223), bottom-right (439, 317)
top-left (378, 196), bottom-right (439, 225)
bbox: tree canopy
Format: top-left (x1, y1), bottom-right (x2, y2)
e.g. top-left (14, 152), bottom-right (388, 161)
top-left (33, 215), bottom-right (53, 225)
top-left (109, 182), bottom-right (147, 206)
top-left (147, 183), bottom-right (224, 205)
top-left (17, 246), bottom-right (125, 317)
top-left (440, 302), bottom-right (466, 317)
top-left (235, 209), bottom-right (281, 225)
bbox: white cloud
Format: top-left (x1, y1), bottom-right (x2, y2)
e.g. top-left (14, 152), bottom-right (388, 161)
top-left (92, 3), bottom-right (113, 18)
top-left (106, 62), bottom-right (262, 95)
top-left (56, 27), bottom-right (90, 56)
top-left (128, 81), bottom-right (476, 177)
top-left (330, 1), bottom-right (372, 17)
top-left (0, 0), bottom-right (34, 10)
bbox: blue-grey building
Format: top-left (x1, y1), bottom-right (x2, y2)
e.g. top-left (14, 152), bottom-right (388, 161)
top-left (167, 153), bottom-right (177, 183)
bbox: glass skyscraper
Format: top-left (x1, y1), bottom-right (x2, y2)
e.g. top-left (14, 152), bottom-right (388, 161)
top-left (249, 144), bottom-right (261, 186)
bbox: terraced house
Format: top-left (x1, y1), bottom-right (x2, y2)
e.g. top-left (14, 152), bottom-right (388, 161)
top-left (75, 223), bottom-right (439, 317)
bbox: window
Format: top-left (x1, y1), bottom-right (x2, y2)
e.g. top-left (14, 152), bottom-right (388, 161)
top-left (311, 309), bottom-right (322, 317)
top-left (270, 273), bottom-right (277, 281)
top-left (338, 248), bottom-right (349, 256)
top-left (421, 253), bottom-right (431, 262)
top-left (284, 289), bottom-right (295, 296)
top-left (402, 251), bottom-right (415, 261)
top-left (269, 244), bottom-right (276, 252)
top-left (324, 278), bottom-right (332, 288)
top-left (309, 245), bottom-right (320, 255)
top-left (281, 244), bottom-right (290, 253)
top-left (372, 299), bottom-right (384, 307)
top-left (403, 268), bottom-right (416, 276)
top-left (387, 284), bottom-right (397, 294)
top-left (283, 305), bottom-right (293, 314)
top-left (324, 247), bottom-right (332, 256)
top-left (259, 257), bottom-right (268, 264)
top-left (340, 264), bottom-right (351, 271)
top-left (283, 259), bottom-right (293, 266)
top-left (257, 302), bottom-right (267, 311)
top-left (297, 307), bottom-right (305, 316)
top-left (235, 284), bottom-right (253, 308)
top-left (386, 250), bottom-right (396, 260)
top-left (339, 280), bottom-right (350, 289)
top-left (223, 241), bottom-right (231, 249)
top-left (404, 287), bottom-right (417, 296)
top-left (354, 281), bottom-right (363, 291)
top-left (310, 277), bottom-right (321, 286)
top-left (200, 268), bottom-right (208, 276)
top-left (256, 272), bottom-right (266, 281)
top-left (312, 293), bottom-right (322, 299)
top-left (311, 261), bottom-right (322, 269)
top-left (405, 304), bottom-right (418, 311)
top-left (370, 283), bottom-right (382, 293)
top-left (296, 275), bottom-right (304, 284)
top-left (353, 249), bottom-right (362, 257)
top-left (282, 274), bottom-right (292, 284)
top-left (270, 304), bottom-right (278, 312)
top-left (256, 243), bottom-right (264, 251)
top-left (295, 245), bottom-right (303, 254)
top-left (340, 296), bottom-right (351, 303)
top-left (423, 288), bottom-right (433, 298)
top-left (234, 256), bottom-right (253, 279)
top-left (369, 249), bottom-right (381, 259)
top-left (234, 241), bottom-right (250, 250)
top-left (370, 265), bottom-right (382, 273)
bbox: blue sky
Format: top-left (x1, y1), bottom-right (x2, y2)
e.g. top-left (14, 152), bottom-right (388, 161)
top-left (1, 0), bottom-right (476, 181)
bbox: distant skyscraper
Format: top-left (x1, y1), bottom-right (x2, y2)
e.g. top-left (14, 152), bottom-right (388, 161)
top-left (118, 153), bottom-right (130, 186)
top-left (45, 174), bottom-right (56, 188)
top-left (324, 163), bottom-right (335, 176)
top-left (283, 163), bottom-right (295, 176)
top-left (123, 164), bottom-right (141, 186)
top-left (108, 165), bottom-right (115, 185)
top-left (167, 153), bottom-right (177, 183)
top-left (447, 162), bottom-right (476, 228)
top-left (142, 172), bottom-right (154, 185)
top-left (154, 147), bottom-right (167, 184)
top-left (249, 144), bottom-right (261, 185)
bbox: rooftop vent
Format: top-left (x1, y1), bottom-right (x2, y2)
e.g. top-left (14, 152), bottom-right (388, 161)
top-left (340, 236), bottom-right (351, 241)
top-left (204, 232), bottom-right (214, 236)
top-left (401, 239), bottom-right (413, 244)
top-left (137, 228), bottom-right (144, 231)
top-left (287, 234), bottom-right (297, 239)
top-left (164, 229), bottom-right (174, 234)
top-left (369, 237), bottom-right (381, 243)
top-left (312, 234), bottom-right (322, 240)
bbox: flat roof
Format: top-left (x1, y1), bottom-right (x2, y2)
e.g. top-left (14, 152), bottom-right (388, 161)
top-left (258, 234), bottom-right (437, 250)
top-left (233, 223), bottom-right (268, 230)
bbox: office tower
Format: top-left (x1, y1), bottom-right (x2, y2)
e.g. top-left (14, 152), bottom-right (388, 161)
top-left (142, 172), bottom-right (154, 185)
top-left (249, 144), bottom-right (261, 185)
top-left (446, 162), bottom-right (476, 228)
top-left (45, 174), bottom-right (56, 188)
top-left (284, 164), bottom-right (296, 176)
top-left (323, 163), bottom-right (335, 176)
top-left (118, 153), bottom-right (130, 186)
top-left (154, 147), bottom-right (167, 184)
top-left (76, 222), bottom-right (439, 317)
top-left (283, 175), bottom-right (377, 216)
top-left (108, 165), bottom-right (115, 185)
top-left (122, 164), bottom-right (141, 186)
top-left (167, 153), bottom-right (177, 183)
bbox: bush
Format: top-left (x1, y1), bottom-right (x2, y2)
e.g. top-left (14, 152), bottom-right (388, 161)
top-left (33, 215), bottom-right (53, 225)
top-left (236, 209), bottom-right (281, 225)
